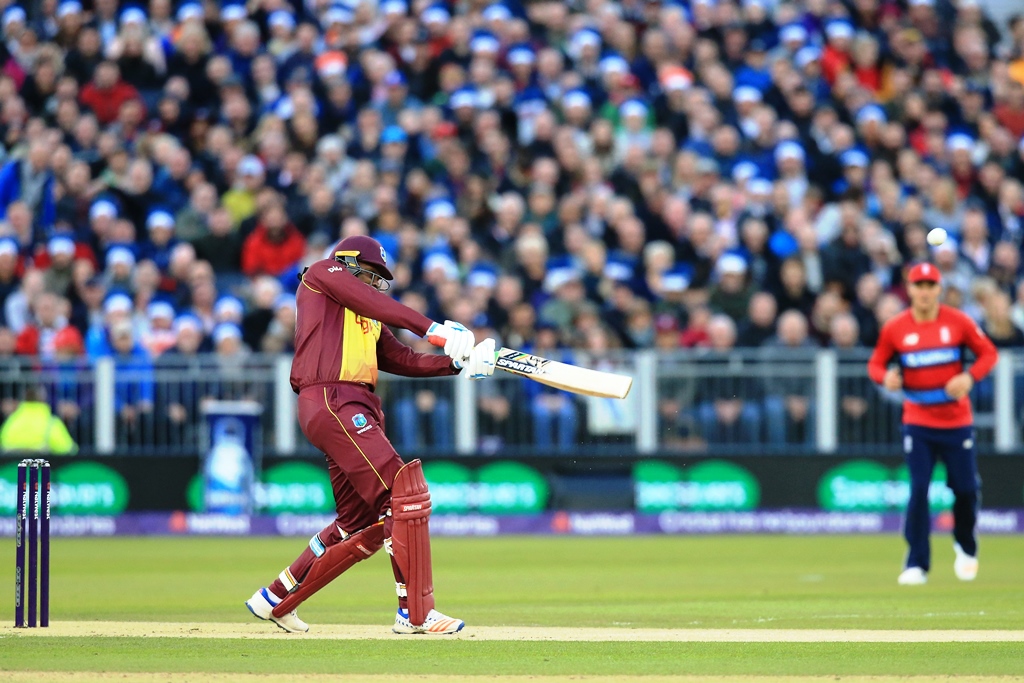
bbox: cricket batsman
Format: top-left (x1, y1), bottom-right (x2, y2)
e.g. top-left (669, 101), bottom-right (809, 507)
top-left (246, 235), bottom-right (496, 633)
top-left (867, 262), bottom-right (998, 585)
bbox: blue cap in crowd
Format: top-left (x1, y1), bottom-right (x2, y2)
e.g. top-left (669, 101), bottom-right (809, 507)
top-left (173, 314), bottom-right (203, 335)
top-left (214, 297), bottom-right (245, 320)
top-left (147, 301), bottom-right (176, 321)
top-left (482, 3), bottom-right (512, 22)
top-left (213, 323), bottom-right (243, 345)
top-left (147, 210), bottom-right (175, 231)
top-left (425, 198), bottom-right (456, 221)
top-left (381, 125), bottom-right (408, 144)
top-left (840, 149), bottom-right (870, 168)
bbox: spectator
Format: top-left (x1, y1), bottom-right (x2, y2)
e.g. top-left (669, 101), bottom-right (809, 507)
top-left (822, 200), bottom-right (871, 296)
top-left (982, 290), bottom-right (1024, 348)
top-left (774, 257), bottom-right (816, 317)
top-left (261, 295), bottom-right (296, 354)
top-left (141, 301), bottom-right (177, 358)
top-left (391, 363), bottom-right (454, 453)
top-left (527, 324), bottom-right (578, 450)
top-left (109, 319), bottom-right (154, 445)
top-left (694, 315), bottom-right (763, 445)
top-left (0, 141), bottom-right (56, 229)
top-left (15, 292), bottom-right (69, 358)
top-left (0, 239), bottom-right (21, 324)
top-left (761, 310), bottom-right (817, 445)
top-left (78, 61), bottom-right (144, 126)
top-left (831, 311), bottom-right (896, 444)
top-left (48, 325), bottom-right (90, 442)
top-left (737, 292), bottom-right (777, 348)
top-left (0, 385), bottom-right (77, 455)
top-left (157, 313), bottom-right (208, 444)
top-left (708, 253), bottom-right (754, 323)
top-left (41, 236), bottom-right (77, 296)
top-left (241, 198), bottom-right (306, 277)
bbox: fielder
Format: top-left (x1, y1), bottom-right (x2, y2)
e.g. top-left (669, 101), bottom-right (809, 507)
top-left (867, 262), bottom-right (998, 585)
top-left (246, 235), bottom-right (495, 633)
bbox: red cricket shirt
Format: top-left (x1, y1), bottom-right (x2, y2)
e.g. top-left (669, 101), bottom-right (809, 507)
top-left (867, 305), bottom-right (998, 428)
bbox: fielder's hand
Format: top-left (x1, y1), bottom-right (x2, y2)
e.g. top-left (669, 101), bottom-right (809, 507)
top-left (882, 368), bottom-right (902, 391)
top-left (426, 320), bottom-right (475, 362)
top-left (454, 338), bottom-right (496, 379)
top-left (944, 372), bottom-right (974, 400)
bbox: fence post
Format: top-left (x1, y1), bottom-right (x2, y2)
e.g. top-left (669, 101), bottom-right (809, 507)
top-left (94, 357), bottom-right (115, 454)
top-left (454, 376), bottom-right (477, 455)
top-left (815, 350), bottom-right (838, 453)
top-left (635, 350), bottom-right (657, 453)
top-left (994, 352), bottom-right (1016, 453)
top-left (274, 356), bottom-right (296, 455)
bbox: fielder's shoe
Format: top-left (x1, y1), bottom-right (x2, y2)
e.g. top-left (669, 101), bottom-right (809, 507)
top-left (897, 566), bottom-right (928, 585)
top-left (953, 543), bottom-right (979, 581)
top-left (393, 608), bottom-right (464, 634)
top-left (246, 587), bottom-right (309, 633)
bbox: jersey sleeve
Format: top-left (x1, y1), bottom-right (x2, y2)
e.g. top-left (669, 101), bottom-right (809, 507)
top-left (959, 311), bottom-right (999, 382)
top-left (376, 325), bottom-right (459, 378)
top-left (867, 320), bottom-right (897, 385)
top-left (302, 260), bottom-right (434, 337)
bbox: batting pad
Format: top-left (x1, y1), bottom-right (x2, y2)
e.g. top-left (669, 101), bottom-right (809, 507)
top-left (391, 459), bottom-right (435, 626)
top-left (271, 522), bottom-right (384, 618)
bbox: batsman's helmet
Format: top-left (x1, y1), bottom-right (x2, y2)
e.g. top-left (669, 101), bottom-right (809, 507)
top-left (333, 235), bottom-right (394, 280)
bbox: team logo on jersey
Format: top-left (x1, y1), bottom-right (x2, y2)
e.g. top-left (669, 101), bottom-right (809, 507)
top-left (380, 246), bottom-right (387, 263)
top-left (352, 414), bottom-right (368, 429)
top-left (903, 333), bottom-right (920, 346)
top-left (328, 266), bottom-right (345, 273)
top-left (940, 326), bottom-right (951, 344)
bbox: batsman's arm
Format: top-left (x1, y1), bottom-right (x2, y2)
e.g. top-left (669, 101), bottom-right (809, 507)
top-left (377, 325), bottom-right (460, 378)
top-left (302, 260), bottom-right (433, 336)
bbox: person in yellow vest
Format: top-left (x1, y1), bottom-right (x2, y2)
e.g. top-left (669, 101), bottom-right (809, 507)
top-left (0, 385), bottom-right (77, 455)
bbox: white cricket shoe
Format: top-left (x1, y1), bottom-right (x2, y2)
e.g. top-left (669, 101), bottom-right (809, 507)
top-left (953, 544), bottom-right (979, 581)
top-left (246, 587), bottom-right (309, 633)
top-left (393, 608), bottom-right (465, 634)
top-left (897, 567), bottom-right (928, 585)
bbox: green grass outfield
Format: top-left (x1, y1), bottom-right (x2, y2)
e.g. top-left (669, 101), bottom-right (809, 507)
top-left (1, 535), bottom-right (1023, 681)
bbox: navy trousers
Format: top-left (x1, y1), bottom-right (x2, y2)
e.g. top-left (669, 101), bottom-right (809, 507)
top-left (901, 424), bottom-right (980, 572)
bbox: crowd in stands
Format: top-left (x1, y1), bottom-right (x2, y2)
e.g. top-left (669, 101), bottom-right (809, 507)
top-left (0, 0), bottom-right (1024, 451)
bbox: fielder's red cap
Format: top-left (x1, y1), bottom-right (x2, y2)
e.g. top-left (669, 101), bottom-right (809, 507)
top-left (334, 235), bottom-right (393, 280)
top-left (907, 262), bottom-right (941, 284)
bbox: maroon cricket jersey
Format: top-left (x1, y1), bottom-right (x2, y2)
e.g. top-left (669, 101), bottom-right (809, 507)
top-left (291, 259), bottom-right (457, 393)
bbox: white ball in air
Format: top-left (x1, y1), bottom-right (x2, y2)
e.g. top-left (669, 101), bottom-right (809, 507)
top-left (927, 228), bottom-right (947, 247)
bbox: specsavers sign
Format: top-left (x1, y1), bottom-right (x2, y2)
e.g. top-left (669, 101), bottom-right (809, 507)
top-left (817, 459), bottom-right (955, 512)
top-left (0, 462), bottom-right (129, 515)
top-left (188, 461), bottom-right (335, 514)
top-left (423, 461), bottom-right (550, 514)
top-left (634, 460), bottom-right (761, 512)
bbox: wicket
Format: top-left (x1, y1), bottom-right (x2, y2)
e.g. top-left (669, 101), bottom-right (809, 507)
top-left (15, 459), bottom-right (50, 628)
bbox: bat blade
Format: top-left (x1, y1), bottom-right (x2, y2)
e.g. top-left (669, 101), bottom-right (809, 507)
top-left (494, 347), bottom-right (633, 399)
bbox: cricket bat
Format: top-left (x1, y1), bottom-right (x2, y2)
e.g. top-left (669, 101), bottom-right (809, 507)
top-left (493, 347), bottom-right (633, 399)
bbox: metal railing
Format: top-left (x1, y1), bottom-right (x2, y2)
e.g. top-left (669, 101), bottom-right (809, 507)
top-left (0, 350), bottom-right (1020, 456)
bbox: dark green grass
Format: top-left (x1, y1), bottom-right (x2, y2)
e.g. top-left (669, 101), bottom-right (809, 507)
top-left (0, 640), bottom-right (1020, 675)
top-left (1, 535), bottom-right (1022, 676)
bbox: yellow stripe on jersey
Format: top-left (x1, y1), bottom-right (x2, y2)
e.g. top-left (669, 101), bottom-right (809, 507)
top-left (339, 308), bottom-right (382, 385)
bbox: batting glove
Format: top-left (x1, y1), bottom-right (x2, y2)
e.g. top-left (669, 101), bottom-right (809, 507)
top-left (454, 338), bottom-right (496, 379)
top-left (426, 320), bottom-right (475, 362)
